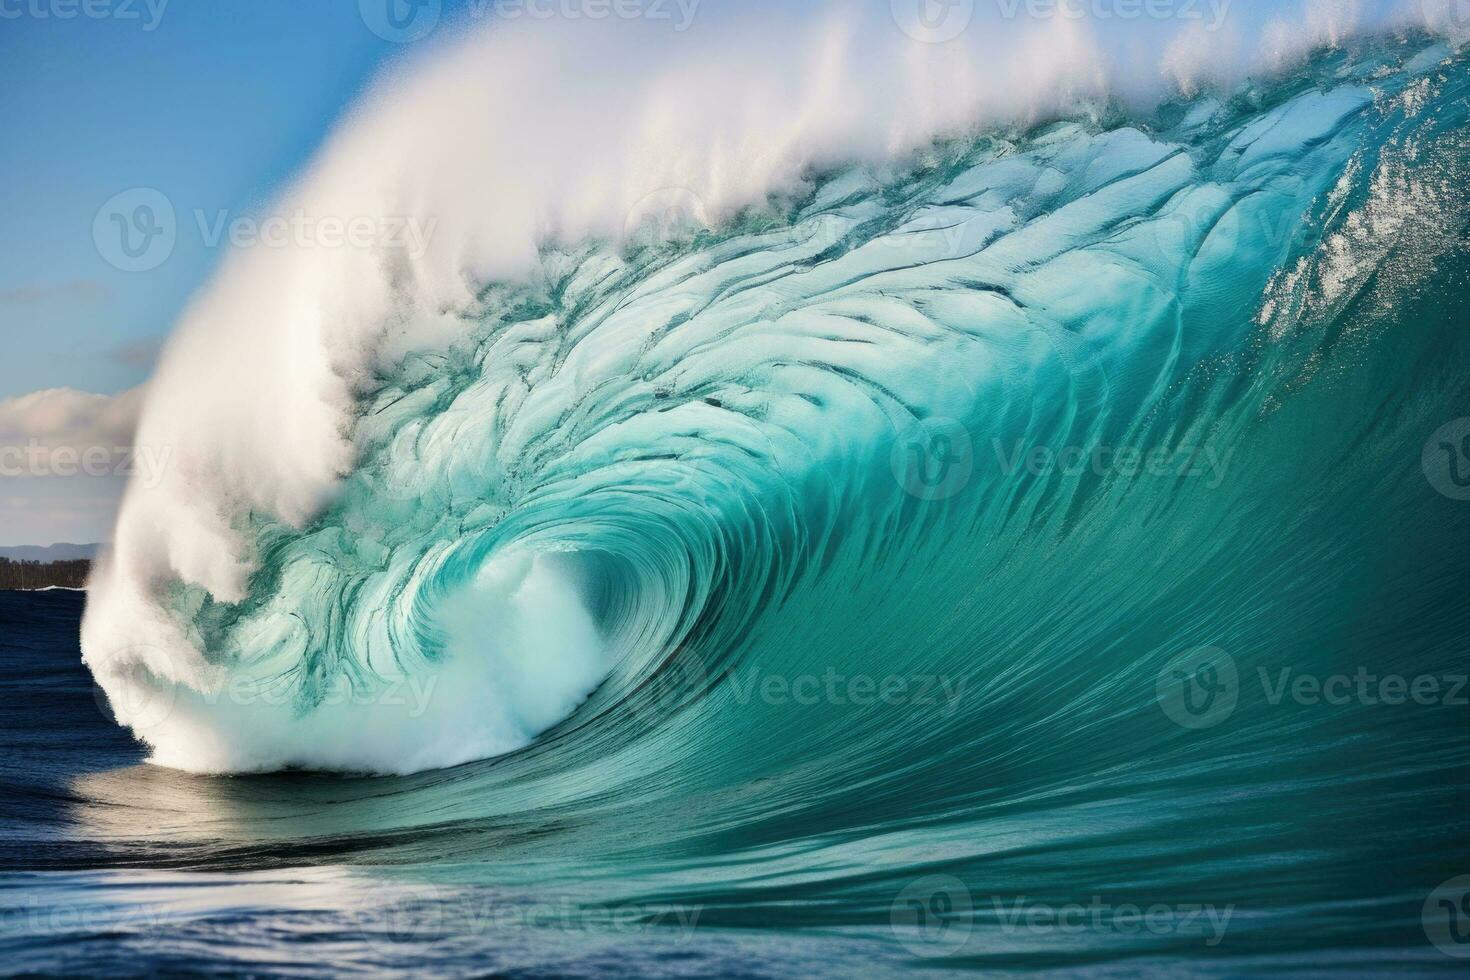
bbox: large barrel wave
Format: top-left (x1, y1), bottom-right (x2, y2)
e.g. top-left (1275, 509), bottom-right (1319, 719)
top-left (69, 14), bottom-right (1470, 973)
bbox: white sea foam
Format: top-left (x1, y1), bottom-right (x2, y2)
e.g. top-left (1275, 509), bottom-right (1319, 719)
top-left (81, 0), bottom-right (1456, 773)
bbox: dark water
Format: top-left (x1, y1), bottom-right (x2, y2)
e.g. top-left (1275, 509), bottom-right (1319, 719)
top-left (5, 591), bottom-right (928, 977)
top-left (8, 538), bottom-right (1470, 977)
top-left (0, 592), bottom-right (774, 977)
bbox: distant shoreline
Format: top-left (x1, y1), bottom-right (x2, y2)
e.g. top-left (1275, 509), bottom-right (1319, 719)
top-left (0, 543), bottom-right (100, 562)
top-left (0, 558), bottom-right (92, 591)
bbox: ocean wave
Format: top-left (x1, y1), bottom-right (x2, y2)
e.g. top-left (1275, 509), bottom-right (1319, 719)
top-left (81, 9), bottom-right (1470, 779)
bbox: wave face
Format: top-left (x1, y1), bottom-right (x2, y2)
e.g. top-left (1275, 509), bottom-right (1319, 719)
top-left (81, 29), bottom-right (1470, 778)
top-left (60, 17), bottom-right (1470, 969)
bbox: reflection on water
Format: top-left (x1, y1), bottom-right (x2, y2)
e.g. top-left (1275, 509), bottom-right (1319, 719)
top-left (1, 865), bottom-right (871, 978)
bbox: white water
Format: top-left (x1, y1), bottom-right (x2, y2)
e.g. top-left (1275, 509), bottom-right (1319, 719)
top-left (81, 0), bottom-right (1457, 774)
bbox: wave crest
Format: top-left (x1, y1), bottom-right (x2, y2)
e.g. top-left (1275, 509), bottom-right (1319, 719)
top-left (81, 12), bottom-right (1469, 773)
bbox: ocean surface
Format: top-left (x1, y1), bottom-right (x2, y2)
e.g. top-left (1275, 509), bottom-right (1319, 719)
top-left (9, 32), bottom-right (1470, 978)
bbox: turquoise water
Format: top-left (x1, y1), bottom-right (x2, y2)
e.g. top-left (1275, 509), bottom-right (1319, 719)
top-left (12, 34), bottom-right (1470, 976)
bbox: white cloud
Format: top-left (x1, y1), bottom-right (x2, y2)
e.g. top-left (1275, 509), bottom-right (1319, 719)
top-left (0, 386), bottom-right (142, 457)
top-left (0, 386), bottom-right (148, 546)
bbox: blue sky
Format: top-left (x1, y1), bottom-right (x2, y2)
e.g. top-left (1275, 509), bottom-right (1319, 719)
top-left (0, 1), bottom-right (410, 400)
top-left (0, 1), bottom-right (489, 544)
top-left (0, 0), bottom-right (1349, 400)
